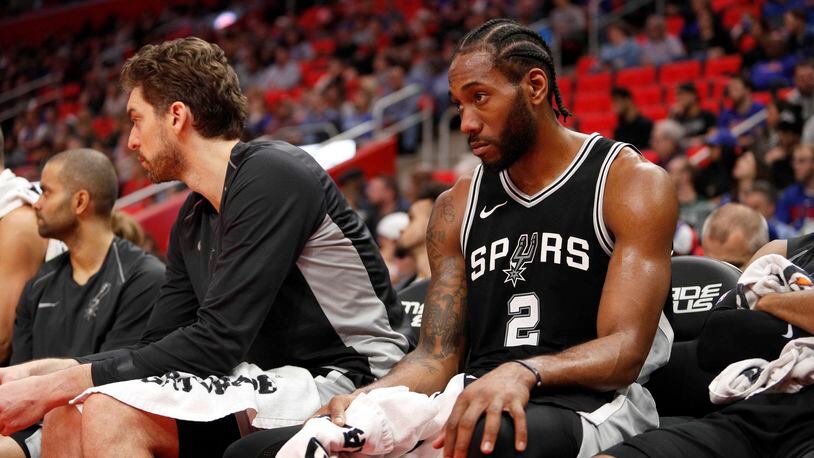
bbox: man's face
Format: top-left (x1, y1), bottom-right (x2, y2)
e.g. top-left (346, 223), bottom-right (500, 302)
top-left (33, 162), bottom-right (78, 240)
top-left (727, 79), bottom-right (746, 104)
top-left (366, 178), bottom-right (389, 206)
top-left (793, 146), bottom-right (814, 183)
top-left (126, 87), bottom-right (184, 183)
top-left (397, 199), bottom-right (433, 251)
top-left (449, 51), bottom-right (538, 173)
top-left (743, 191), bottom-right (774, 219)
top-left (794, 65), bottom-right (814, 95)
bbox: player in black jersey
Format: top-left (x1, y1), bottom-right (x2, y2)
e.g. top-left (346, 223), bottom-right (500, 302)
top-left (0, 149), bottom-right (164, 458)
top-left (305, 19), bottom-right (678, 458)
top-left (0, 37), bottom-right (407, 457)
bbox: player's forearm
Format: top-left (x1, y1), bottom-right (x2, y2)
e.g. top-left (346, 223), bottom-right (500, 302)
top-left (38, 364), bottom-right (94, 409)
top-left (756, 291), bottom-right (814, 334)
top-left (358, 349), bottom-right (460, 396)
top-left (524, 331), bottom-right (646, 392)
top-left (23, 358), bottom-right (79, 377)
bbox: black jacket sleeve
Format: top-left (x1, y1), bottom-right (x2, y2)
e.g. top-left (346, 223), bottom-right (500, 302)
top-left (89, 153), bottom-right (324, 385)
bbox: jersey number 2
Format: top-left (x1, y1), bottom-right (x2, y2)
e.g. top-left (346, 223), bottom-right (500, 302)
top-left (505, 293), bottom-right (540, 347)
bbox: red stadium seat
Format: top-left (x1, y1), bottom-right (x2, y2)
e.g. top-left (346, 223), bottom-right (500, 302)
top-left (641, 105), bottom-right (669, 121)
top-left (557, 75), bottom-right (574, 107)
top-left (631, 85), bottom-right (663, 106)
top-left (616, 66), bottom-right (657, 88)
top-left (573, 92), bottom-right (612, 114)
top-left (578, 112), bottom-right (617, 134)
top-left (709, 77), bottom-right (730, 101)
top-left (701, 99), bottom-right (722, 114)
top-left (665, 15), bottom-right (685, 37)
top-left (722, 5), bottom-right (760, 29)
top-left (660, 60), bottom-right (702, 86)
top-left (576, 55), bottom-right (597, 75)
top-left (704, 54), bottom-right (743, 78)
top-left (711, 0), bottom-right (742, 12)
top-left (576, 71), bottom-right (612, 93)
top-left (752, 91), bottom-right (772, 106)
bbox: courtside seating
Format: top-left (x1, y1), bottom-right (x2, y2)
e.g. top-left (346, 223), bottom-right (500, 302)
top-left (660, 60), bottom-right (702, 86)
top-left (645, 256), bottom-right (741, 418)
top-left (576, 71), bottom-right (613, 93)
top-left (631, 85), bottom-right (663, 106)
top-left (616, 66), bottom-right (657, 89)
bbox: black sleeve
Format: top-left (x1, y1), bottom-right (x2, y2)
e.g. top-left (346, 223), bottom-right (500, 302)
top-left (9, 280), bottom-right (36, 365)
top-left (98, 256), bottom-right (165, 352)
top-left (89, 154), bottom-right (324, 385)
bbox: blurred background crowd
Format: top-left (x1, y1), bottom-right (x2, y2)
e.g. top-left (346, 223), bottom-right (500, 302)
top-left (1, 0), bottom-right (813, 278)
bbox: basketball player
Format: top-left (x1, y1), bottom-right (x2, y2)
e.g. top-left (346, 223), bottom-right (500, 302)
top-left (227, 19), bottom-right (677, 458)
top-left (0, 37), bottom-right (407, 457)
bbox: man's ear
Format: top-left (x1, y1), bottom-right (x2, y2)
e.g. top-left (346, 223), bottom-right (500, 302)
top-left (168, 101), bottom-right (190, 134)
top-left (526, 68), bottom-right (549, 107)
top-left (73, 190), bottom-right (91, 216)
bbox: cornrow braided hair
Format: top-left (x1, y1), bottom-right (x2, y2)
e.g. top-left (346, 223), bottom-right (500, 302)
top-left (455, 19), bottom-right (572, 122)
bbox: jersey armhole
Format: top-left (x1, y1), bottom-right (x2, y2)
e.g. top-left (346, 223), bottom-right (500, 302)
top-left (593, 143), bottom-right (640, 257)
top-left (460, 165), bottom-right (484, 255)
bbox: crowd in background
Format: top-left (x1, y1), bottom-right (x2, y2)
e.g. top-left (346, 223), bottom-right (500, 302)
top-left (1, 0), bottom-right (813, 268)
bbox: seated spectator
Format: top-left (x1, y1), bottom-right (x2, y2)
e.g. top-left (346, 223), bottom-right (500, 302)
top-left (5, 149), bottom-right (164, 458)
top-left (701, 203), bottom-right (769, 269)
top-left (718, 76), bottom-right (766, 148)
top-left (259, 47), bottom-right (301, 90)
top-left (395, 182), bottom-right (449, 290)
top-left (376, 211), bottom-right (413, 290)
top-left (111, 209), bottom-right (146, 247)
top-left (682, 6), bottom-right (733, 58)
top-left (667, 155), bottom-right (715, 233)
top-left (598, 22), bottom-right (641, 70)
top-left (365, 175), bottom-right (410, 234)
top-left (720, 150), bottom-right (771, 205)
top-left (641, 15), bottom-right (685, 66)
top-left (788, 59), bottom-right (814, 121)
top-left (612, 87), bottom-right (653, 150)
top-left (776, 144), bottom-right (814, 232)
top-left (764, 103), bottom-right (804, 189)
top-left (743, 180), bottom-right (798, 240)
top-left (696, 130), bottom-right (737, 199)
top-left (784, 9), bottom-right (814, 59)
top-left (670, 82), bottom-right (717, 145)
top-left (750, 35), bottom-right (797, 90)
top-left (650, 118), bottom-right (684, 166)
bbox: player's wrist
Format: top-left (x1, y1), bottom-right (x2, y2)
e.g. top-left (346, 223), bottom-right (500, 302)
top-left (508, 360), bottom-right (542, 390)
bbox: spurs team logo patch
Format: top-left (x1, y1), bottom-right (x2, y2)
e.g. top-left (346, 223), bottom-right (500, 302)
top-left (503, 233), bottom-right (538, 286)
top-left (84, 282), bottom-right (112, 320)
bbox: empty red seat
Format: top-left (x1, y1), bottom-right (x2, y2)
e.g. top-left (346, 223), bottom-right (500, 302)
top-left (573, 92), bottom-right (612, 113)
top-left (641, 105), bottom-right (669, 121)
top-left (631, 85), bottom-right (663, 106)
top-left (577, 55), bottom-right (597, 75)
top-left (578, 112), bottom-right (617, 134)
top-left (666, 15), bottom-right (685, 37)
top-left (705, 54), bottom-right (743, 78)
top-left (557, 76), bottom-right (574, 107)
top-left (660, 60), bottom-right (702, 86)
top-left (576, 71), bottom-right (612, 93)
top-left (616, 66), bottom-right (657, 88)
top-left (701, 99), bottom-right (721, 114)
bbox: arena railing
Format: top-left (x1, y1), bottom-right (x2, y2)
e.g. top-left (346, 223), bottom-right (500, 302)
top-left (0, 74), bottom-right (60, 123)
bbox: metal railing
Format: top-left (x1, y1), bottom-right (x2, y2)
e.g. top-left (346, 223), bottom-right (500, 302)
top-left (115, 181), bottom-right (184, 209)
top-left (0, 74), bottom-right (62, 123)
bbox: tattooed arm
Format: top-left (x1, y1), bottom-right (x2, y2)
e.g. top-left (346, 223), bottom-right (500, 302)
top-left (316, 178), bottom-right (471, 423)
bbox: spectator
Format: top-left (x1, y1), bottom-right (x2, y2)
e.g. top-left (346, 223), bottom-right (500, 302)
top-left (788, 59), bottom-right (814, 121)
top-left (765, 103), bottom-right (804, 190)
top-left (776, 144), bottom-right (814, 232)
top-left (650, 118), bottom-right (685, 166)
top-left (724, 150), bottom-right (771, 204)
top-left (743, 180), bottom-right (798, 240)
top-left (550, 0), bottom-right (586, 65)
top-left (783, 9), bottom-right (814, 58)
top-left (611, 87), bottom-right (653, 150)
top-left (641, 15), bottom-right (685, 66)
top-left (598, 22), bottom-right (641, 70)
top-left (259, 46), bottom-right (301, 90)
top-left (701, 203), bottom-right (769, 269)
top-left (6, 149), bottom-right (164, 458)
top-left (750, 35), bottom-right (797, 90)
top-left (696, 130), bottom-right (738, 199)
top-left (667, 155), bottom-right (715, 233)
top-left (365, 175), bottom-right (409, 234)
top-left (682, 7), bottom-right (732, 58)
top-left (718, 76), bottom-right (766, 147)
top-left (395, 182), bottom-right (448, 290)
top-left (376, 212), bottom-right (413, 290)
top-left (670, 82), bottom-right (717, 145)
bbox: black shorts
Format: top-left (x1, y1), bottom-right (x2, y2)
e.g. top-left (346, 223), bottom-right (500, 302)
top-left (9, 424), bottom-right (40, 458)
top-left (603, 385), bottom-right (814, 458)
top-left (223, 403), bottom-right (584, 458)
top-left (176, 415), bottom-right (241, 458)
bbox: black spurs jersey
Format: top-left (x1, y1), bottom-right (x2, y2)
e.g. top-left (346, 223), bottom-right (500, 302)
top-left (462, 133), bottom-right (635, 377)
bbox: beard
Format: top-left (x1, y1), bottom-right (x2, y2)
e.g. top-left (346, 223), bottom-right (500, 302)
top-left (472, 88), bottom-right (538, 173)
top-left (141, 126), bottom-right (185, 183)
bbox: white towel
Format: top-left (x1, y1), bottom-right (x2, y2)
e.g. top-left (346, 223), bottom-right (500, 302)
top-left (70, 363), bottom-right (322, 428)
top-left (709, 337), bottom-right (814, 404)
top-left (277, 374), bottom-right (466, 458)
top-left (0, 169), bottom-right (40, 218)
top-left (732, 254), bottom-right (813, 310)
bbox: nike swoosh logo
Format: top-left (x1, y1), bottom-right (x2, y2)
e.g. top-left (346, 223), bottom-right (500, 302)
top-left (782, 324), bottom-right (794, 339)
top-left (480, 201), bottom-right (508, 219)
top-left (37, 302), bottom-right (58, 309)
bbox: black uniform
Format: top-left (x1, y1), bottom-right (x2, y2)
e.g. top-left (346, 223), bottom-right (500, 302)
top-left (11, 237), bottom-right (164, 363)
top-left (76, 139), bottom-right (406, 402)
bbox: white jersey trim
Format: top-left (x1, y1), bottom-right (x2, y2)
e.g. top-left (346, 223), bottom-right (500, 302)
top-left (460, 164), bottom-right (484, 254)
top-left (498, 133), bottom-right (600, 208)
top-left (592, 142), bottom-right (627, 256)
